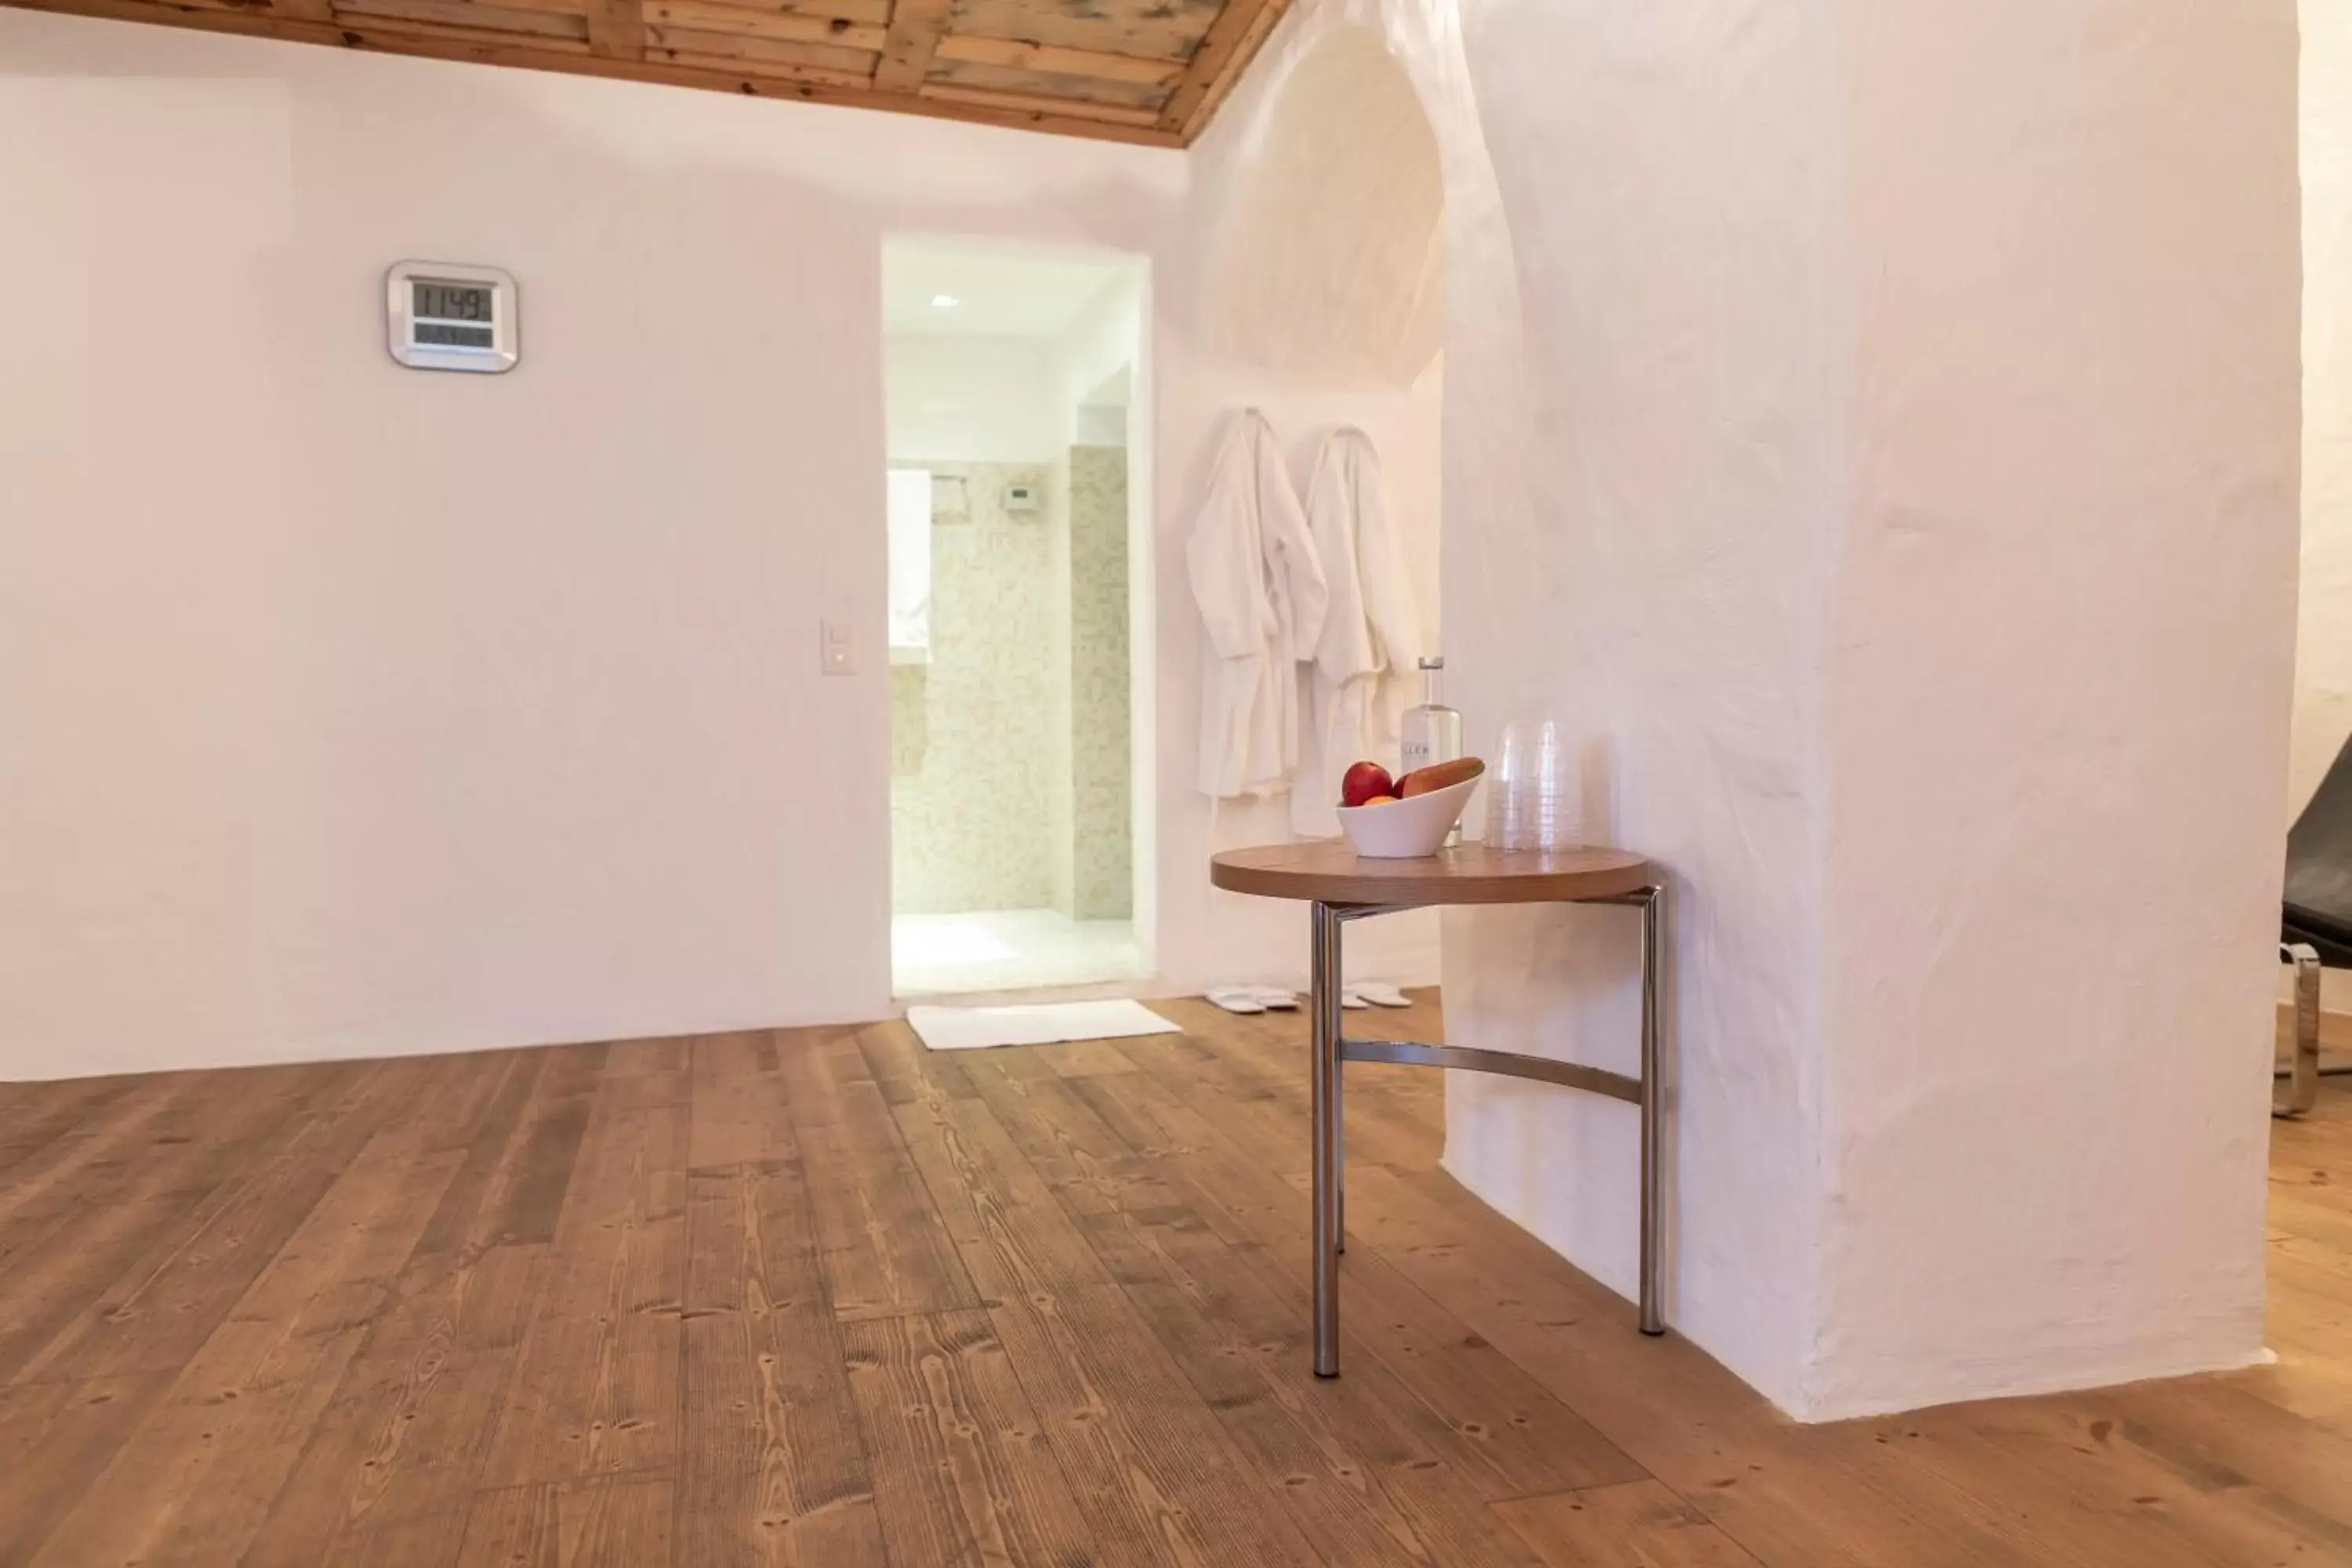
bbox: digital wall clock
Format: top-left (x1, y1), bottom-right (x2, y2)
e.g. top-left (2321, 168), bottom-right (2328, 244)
top-left (387, 261), bottom-right (518, 373)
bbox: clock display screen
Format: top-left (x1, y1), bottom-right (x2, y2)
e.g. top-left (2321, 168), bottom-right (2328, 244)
top-left (412, 281), bottom-right (494, 322)
top-left (389, 263), bottom-right (514, 372)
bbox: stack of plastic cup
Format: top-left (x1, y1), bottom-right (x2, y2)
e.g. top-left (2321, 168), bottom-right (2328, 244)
top-left (1484, 720), bottom-right (1581, 851)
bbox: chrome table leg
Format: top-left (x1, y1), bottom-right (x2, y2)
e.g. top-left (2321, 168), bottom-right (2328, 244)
top-left (1305, 884), bottom-right (1670, 1374)
top-left (1638, 883), bottom-right (1665, 1335)
top-left (1311, 900), bottom-right (1345, 1377)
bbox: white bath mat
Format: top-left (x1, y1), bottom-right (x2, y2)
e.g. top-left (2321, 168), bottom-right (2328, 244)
top-left (906, 999), bottom-right (1181, 1052)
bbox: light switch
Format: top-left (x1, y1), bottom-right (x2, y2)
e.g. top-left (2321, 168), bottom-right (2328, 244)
top-left (820, 619), bottom-right (856, 675)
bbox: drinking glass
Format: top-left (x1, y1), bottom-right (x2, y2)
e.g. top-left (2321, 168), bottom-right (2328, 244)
top-left (1485, 719), bottom-right (1581, 851)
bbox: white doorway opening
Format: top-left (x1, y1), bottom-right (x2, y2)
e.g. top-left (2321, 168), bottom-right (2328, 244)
top-left (881, 237), bottom-right (1153, 998)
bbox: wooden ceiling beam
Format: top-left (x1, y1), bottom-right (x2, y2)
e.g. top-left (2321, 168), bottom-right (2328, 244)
top-left (916, 80), bottom-right (1161, 128)
top-left (8, 0), bottom-right (331, 47)
top-left (340, 0), bottom-right (589, 43)
top-left (0, 0), bottom-right (1290, 144)
top-left (354, 14), bottom-right (591, 50)
top-left (1157, 0), bottom-right (1289, 136)
top-left (0, 0), bottom-right (1186, 143)
top-left (644, 24), bottom-right (873, 72)
top-left (871, 0), bottom-right (949, 91)
top-left (372, 0), bottom-right (589, 17)
top-left (585, 0), bottom-right (645, 59)
top-left (931, 33), bottom-right (1185, 89)
top-left (764, 0), bottom-right (887, 22)
top-left (1180, 0), bottom-right (1287, 140)
top-left (644, 0), bottom-right (884, 52)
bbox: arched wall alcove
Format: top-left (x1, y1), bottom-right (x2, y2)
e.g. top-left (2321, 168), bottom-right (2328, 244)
top-left (1168, 0), bottom-right (1686, 1403)
top-left (1164, 13), bottom-right (1470, 996)
top-left (1157, 0), bottom-right (1545, 1047)
top-left (1196, 24), bottom-right (1444, 387)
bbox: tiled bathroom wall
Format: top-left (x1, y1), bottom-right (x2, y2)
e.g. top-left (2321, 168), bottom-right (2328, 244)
top-left (890, 463), bottom-right (1061, 913)
top-left (889, 452), bottom-right (1133, 920)
top-left (1066, 445), bottom-right (1132, 920)
top-left (1046, 456), bottom-right (1076, 917)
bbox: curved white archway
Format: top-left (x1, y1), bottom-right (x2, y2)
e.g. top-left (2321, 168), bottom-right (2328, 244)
top-left (1197, 24), bottom-right (1444, 387)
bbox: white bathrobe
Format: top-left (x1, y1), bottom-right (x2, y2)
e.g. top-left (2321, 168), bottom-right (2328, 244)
top-left (1293, 428), bottom-right (1425, 837)
top-left (1189, 410), bottom-right (1328, 800)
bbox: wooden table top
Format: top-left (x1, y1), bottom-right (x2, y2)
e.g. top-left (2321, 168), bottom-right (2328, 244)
top-left (1210, 840), bottom-right (1653, 906)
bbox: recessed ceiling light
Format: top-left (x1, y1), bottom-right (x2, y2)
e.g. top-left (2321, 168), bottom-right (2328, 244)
top-left (931, 293), bottom-right (960, 309)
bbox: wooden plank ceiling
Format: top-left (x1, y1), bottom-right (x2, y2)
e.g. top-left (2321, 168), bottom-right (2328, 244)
top-left (2, 0), bottom-right (1294, 143)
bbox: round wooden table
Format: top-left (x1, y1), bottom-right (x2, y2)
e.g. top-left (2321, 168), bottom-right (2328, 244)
top-left (1210, 841), bottom-right (1668, 1377)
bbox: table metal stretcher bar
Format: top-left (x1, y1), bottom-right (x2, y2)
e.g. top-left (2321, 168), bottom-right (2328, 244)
top-left (1209, 842), bottom-right (1665, 1378)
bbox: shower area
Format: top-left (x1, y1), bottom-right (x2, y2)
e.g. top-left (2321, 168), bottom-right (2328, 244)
top-left (884, 238), bottom-right (1149, 996)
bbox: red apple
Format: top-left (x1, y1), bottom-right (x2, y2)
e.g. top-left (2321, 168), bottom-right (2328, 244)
top-left (1340, 760), bottom-right (1394, 808)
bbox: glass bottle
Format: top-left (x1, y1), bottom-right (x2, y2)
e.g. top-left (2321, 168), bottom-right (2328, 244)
top-left (1399, 656), bottom-right (1465, 844)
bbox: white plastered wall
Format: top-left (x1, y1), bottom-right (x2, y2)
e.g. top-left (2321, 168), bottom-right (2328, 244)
top-left (1443, 0), bottom-right (1841, 1417)
top-left (0, 6), bottom-right (1439, 1075)
top-left (1811, 0), bottom-right (2298, 1417)
top-left (1200, 0), bottom-right (2298, 1420)
top-left (0, 12), bottom-right (1182, 1077)
top-left (1192, 0), bottom-right (1835, 1417)
top-left (2285, 0), bottom-right (2350, 1012)
top-left (2297, 0), bottom-right (2352, 819)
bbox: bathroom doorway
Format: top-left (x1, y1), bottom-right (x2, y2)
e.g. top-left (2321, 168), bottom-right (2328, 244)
top-left (881, 238), bottom-right (1152, 996)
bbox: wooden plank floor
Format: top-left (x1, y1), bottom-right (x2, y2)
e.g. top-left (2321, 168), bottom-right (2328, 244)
top-left (1, 993), bottom-right (2348, 1566)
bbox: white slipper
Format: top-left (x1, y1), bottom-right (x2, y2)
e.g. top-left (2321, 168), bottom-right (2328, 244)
top-left (1338, 987), bottom-right (1373, 1011)
top-left (1355, 982), bottom-right (1412, 1008)
top-left (1206, 987), bottom-right (1267, 1014)
top-left (1249, 988), bottom-right (1300, 1010)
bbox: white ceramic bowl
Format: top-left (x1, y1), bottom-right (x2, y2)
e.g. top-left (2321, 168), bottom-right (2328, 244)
top-left (1335, 773), bottom-right (1483, 858)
